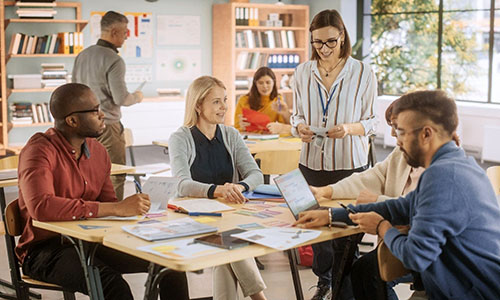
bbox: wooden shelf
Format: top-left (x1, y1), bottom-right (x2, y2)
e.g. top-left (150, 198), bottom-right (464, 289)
top-left (9, 88), bottom-right (56, 93)
top-left (236, 47), bottom-right (306, 52)
top-left (236, 68), bottom-right (295, 75)
top-left (236, 26), bottom-right (305, 31)
top-left (9, 53), bottom-right (77, 58)
top-left (5, 19), bottom-right (88, 30)
top-left (12, 122), bottom-right (53, 128)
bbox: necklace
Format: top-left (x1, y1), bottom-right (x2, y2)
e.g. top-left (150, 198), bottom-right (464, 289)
top-left (319, 58), bottom-right (344, 77)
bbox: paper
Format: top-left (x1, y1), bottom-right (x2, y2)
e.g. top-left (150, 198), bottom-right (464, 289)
top-left (125, 64), bottom-right (153, 83)
top-left (156, 49), bottom-right (201, 81)
top-left (132, 163), bottom-right (170, 175)
top-left (122, 217), bottom-right (218, 242)
top-left (95, 216), bottom-right (141, 221)
top-left (142, 177), bottom-right (179, 212)
top-left (231, 227), bottom-right (321, 250)
top-left (139, 238), bottom-right (225, 260)
top-left (157, 15), bottom-right (200, 46)
top-left (242, 108), bottom-right (271, 133)
top-left (169, 199), bottom-right (234, 213)
top-left (237, 223), bottom-right (265, 230)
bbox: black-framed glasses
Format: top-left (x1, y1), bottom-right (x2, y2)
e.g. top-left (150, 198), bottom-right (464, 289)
top-left (310, 33), bottom-right (343, 50)
top-left (65, 105), bottom-right (100, 118)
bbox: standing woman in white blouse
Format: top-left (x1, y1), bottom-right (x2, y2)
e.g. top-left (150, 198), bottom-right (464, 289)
top-left (291, 9), bottom-right (377, 300)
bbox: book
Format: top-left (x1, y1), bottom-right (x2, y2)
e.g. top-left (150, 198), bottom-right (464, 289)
top-left (121, 217), bottom-right (218, 242)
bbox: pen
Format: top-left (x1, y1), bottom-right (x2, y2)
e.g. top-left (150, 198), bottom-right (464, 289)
top-left (188, 212), bottom-right (222, 217)
top-left (339, 203), bottom-right (357, 214)
top-left (277, 96), bottom-right (281, 112)
top-left (133, 179), bottom-right (143, 193)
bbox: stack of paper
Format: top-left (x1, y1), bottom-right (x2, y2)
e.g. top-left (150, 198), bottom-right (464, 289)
top-left (122, 218), bottom-right (217, 242)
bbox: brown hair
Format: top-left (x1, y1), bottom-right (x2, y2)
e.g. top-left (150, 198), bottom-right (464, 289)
top-left (385, 99), bottom-right (398, 126)
top-left (309, 9), bottom-right (351, 61)
top-left (247, 67), bottom-right (278, 111)
top-left (393, 90), bottom-right (458, 136)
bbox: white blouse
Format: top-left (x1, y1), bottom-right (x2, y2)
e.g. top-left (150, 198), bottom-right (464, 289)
top-left (291, 57), bottom-right (377, 171)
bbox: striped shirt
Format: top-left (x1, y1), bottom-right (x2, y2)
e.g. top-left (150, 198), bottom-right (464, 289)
top-left (291, 57), bottom-right (377, 171)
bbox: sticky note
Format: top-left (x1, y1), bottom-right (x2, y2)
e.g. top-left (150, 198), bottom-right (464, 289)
top-left (194, 217), bottom-right (217, 223)
top-left (152, 245), bottom-right (176, 253)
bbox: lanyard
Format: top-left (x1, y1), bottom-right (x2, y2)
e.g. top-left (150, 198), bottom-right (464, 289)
top-left (317, 82), bottom-right (337, 125)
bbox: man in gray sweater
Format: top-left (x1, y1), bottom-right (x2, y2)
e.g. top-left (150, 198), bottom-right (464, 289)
top-left (73, 11), bottom-right (143, 200)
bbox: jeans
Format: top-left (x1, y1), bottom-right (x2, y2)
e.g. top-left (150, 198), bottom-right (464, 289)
top-left (22, 238), bottom-right (189, 300)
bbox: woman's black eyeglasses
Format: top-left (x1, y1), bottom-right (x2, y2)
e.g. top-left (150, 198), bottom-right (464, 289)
top-left (311, 33), bottom-right (343, 50)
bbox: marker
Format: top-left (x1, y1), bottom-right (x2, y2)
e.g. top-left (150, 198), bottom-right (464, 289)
top-left (133, 179), bottom-right (143, 193)
top-left (339, 203), bottom-right (357, 214)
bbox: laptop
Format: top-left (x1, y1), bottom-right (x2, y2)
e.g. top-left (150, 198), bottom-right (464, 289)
top-left (273, 169), bottom-right (321, 220)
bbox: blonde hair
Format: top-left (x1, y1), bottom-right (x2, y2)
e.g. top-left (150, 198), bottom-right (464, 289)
top-left (183, 76), bottom-right (226, 127)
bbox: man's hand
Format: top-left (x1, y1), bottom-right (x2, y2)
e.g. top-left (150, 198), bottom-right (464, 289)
top-left (310, 186), bottom-right (333, 202)
top-left (293, 210), bottom-right (329, 228)
top-left (327, 124), bottom-right (349, 139)
top-left (297, 123), bottom-right (314, 143)
top-left (215, 183), bottom-right (247, 204)
top-left (349, 212), bottom-right (385, 235)
top-left (115, 193), bottom-right (151, 216)
top-left (356, 190), bottom-right (379, 204)
top-left (134, 91), bottom-right (144, 103)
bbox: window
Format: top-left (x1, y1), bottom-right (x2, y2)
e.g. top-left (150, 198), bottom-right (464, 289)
top-left (362, 0), bottom-right (500, 104)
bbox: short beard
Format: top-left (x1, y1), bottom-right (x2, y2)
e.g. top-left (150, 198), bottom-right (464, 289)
top-left (402, 138), bottom-right (422, 168)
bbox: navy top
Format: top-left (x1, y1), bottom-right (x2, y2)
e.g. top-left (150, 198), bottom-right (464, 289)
top-left (189, 125), bottom-right (235, 198)
top-left (332, 141), bottom-right (500, 299)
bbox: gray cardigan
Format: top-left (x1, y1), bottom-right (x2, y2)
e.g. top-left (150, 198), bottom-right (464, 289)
top-left (168, 125), bottom-right (263, 197)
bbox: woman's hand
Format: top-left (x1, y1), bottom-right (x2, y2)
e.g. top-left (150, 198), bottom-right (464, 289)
top-left (267, 122), bottom-right (291, 135)
top-left (356, 190), bottom-right (379, 205)
top-left (238, 114), bottom-right (250, 132)
top-left (297, 123), bottom-right (314, 143)
top-left (215, 183), bottom-right (247, 204)
top-left (327, 124), bottom-right (349, 139)
top-left (271, 98), bottom-right (289, 116)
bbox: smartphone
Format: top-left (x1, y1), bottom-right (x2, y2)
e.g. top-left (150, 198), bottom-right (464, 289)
top-left (194, 228), bottom-right (250, 250)
top-left (339, 203), bottom-right (357, 214)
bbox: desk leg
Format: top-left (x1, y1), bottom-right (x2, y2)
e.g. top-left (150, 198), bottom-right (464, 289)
top-left (331, 233), bottom-right (363, 300)
top-left (286, 249), bottom-right (304, 300)
top-left (64, 236), bottom-right (104, 300)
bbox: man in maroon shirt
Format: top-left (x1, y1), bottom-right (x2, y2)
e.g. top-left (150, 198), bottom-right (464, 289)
top-left (16, 83), bottom-right (189, 300)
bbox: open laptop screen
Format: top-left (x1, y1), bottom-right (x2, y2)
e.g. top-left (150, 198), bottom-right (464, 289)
top-left (274, 169), bottom-right (320, 220)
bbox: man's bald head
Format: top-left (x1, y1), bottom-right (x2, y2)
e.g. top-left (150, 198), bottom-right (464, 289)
top-left (50, 83), bottom-right (94, 120)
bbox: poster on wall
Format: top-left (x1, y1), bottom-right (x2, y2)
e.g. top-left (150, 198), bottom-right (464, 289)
top-left (157, 15), bottom-right (201, 46)
top-left (90, 11), bottom-right (153, 58)
top-left (156, 49), bottom-right (201, 81)
top-left (125, 64), bottom-right (153, 83)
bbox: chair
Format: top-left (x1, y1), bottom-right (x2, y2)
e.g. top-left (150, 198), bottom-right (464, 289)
top-left (0, 155), bottom-right (75, 300)
top-left (2, 200), bottom-right (76, 300)
top-left (486, 166), bottom-right (500, 195)
top-left (254, 150), bottom-right (300, 184)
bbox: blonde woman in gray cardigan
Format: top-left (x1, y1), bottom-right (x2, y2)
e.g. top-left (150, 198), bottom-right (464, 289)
top-left (169, 76), bottom-right (267, 300)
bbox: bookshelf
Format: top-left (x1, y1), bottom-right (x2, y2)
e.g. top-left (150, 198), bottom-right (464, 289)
top-left (0, 1), bottom-right (87, 154)
top-left (212, 3), bottom-right (309, 125)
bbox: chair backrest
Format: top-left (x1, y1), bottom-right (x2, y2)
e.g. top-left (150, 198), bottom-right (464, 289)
top-left (5, 199), bottom-right (22, 236)
top-left (124, 128), bottom-right (134, 148)
top-left (254, 150), bottom-right (300, 175)
top-left (0, 155), bottom-right (19, 170)
top-left (486, 166), bottom-right (500, 195)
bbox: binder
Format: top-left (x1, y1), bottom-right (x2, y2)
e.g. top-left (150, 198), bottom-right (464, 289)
top-left (287, 30), bottom-right (296, 48)
top-left (78, 32), bottom-right (83, 53)
top-left (44, 34), bottom-right (52, 54)
top-left (243, 7), bottom-right (249, 26)
top-left (68, 32), bottom-right (74, 54)
top-left (63, 32), bottom-right (69, 54)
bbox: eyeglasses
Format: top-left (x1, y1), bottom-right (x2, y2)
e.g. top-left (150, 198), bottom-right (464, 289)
top-left (65, 105), bottom-right (100, 118)
top-left (311, 33), bottom-right (343, 49)
top-left (394, 126), bottom-right (424, 138)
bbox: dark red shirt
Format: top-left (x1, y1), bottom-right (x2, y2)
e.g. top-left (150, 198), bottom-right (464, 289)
top-left (16, 128), bottom-right (117, 263)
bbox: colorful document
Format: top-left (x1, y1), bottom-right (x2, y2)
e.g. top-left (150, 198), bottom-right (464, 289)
top-left (231, 227), bottom-right (321, 250)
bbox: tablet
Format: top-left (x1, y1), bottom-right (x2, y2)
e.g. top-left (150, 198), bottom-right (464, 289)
top-left (274, 169), bottom-right (320, 220)
top-left (194, 228), bottom-right (250, 250)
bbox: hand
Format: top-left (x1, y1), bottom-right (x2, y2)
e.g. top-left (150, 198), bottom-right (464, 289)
top-left (349, 212), bottom-right (385, 235)
top-left (267, 122), bottom-right (289, 134)
top-left (297, 123), bottom-right (314, 143)
top-left (293, 210), bottom-right (329, 228)
top-left (238, 114), bottom-right (250, 132)
top-left (310, 186), bottom-right (333, 202)
top-left (134, 91), bottom-right (144, 103)
top-left (271, 98), bottom-right (289, 115)
top-left (356, 190), bottom-right (379, 204)
top-left (327, 124), bottom-right (349, 139)
top-left (116, 193), bottom-right (150, 216)
top-left (216, 183), bottom-right (247, 204)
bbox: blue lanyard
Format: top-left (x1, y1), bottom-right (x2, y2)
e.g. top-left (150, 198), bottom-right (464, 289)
top-left (317, 82), bottom-right (337, 124)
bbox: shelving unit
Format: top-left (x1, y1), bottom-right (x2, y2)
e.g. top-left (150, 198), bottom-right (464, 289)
top-left (212, 2), bottom-right (309, 125)
top-left (0, 1), bottom-right (87, 154)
